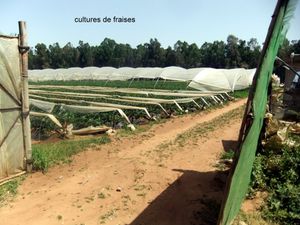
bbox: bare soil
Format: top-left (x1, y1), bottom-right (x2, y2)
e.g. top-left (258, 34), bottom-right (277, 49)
top-left (242, 191), bottom-right (268, 213)
top-left (0, 99), bottom-right (246, 225)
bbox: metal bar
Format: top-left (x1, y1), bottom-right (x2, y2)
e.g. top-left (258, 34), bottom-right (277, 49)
top-left (173, 100), bottom-right (183, 111)
top-left (214, 96), bottom-right (223, 104)
top-left (211, 96), bottom-right (219, 104)
top-left (276, 56), bottom-right (300, 78)
top-left (219, 93), bottom-right (227, 101)
top-left (224, 92), bottom-right (231, 99)
top-left (192, 99), bottom-right (202, 109)
top-left (200, 97), bottom-right (210, 107)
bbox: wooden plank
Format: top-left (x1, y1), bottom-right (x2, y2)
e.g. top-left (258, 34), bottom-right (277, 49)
top-left (0, 171), bottom-right (26, 186)
top-left (18, 21), bottom-right (32, 172)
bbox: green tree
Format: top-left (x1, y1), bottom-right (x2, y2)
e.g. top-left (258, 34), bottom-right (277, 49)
top-left (77, 41), bottom-right (93, 67)
top-left (290, 40), bottom-right (300, 53)
top-left (134, 44), bottom-right (147, 67)
top-left (186, 43), bottom-right (201, 67)
top-left (278, 38), bottom-right (291, 59)
top-left (49, 43), bottom-right (64, 68)
top-left (95, 38), bottom-right (116, 66)
top-left (200, 41), bottom-right (226, 68)
top-left (34, 43), bottom-right (50, 69)
top-left (247, 38), bottom-right (261, 68)
top-left (62, 42), bottom-right (80, 67)
top-left (144, 38), bottom-right (165, 67)
top-left (225, 34), bottom-right (241, 68)
top-left (28, 48), bottom-right (36, 69)
top-left (165, 46), bottom-right (177, 67)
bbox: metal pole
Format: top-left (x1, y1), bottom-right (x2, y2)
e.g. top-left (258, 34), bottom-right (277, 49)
top-left (18, 21), bottom-right (32, 172)
top-left (276, 56), bottom-right (300, 78)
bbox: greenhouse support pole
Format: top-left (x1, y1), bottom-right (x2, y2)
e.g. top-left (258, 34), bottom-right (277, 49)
top-left (128, 77), bottom-right (135, 87)
top-left (153, 77), bottom-right (160, 89)
top-left (19, 21), bottom-right (32, 172)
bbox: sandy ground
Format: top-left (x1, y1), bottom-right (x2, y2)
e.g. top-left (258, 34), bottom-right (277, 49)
top-left (0, 99), bottom-right (246, 225)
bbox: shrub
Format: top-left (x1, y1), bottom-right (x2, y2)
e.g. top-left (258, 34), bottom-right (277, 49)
top-left (250, 136), bottom-right (300, 225)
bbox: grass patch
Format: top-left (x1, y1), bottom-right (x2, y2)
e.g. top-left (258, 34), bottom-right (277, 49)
top-left (147, 105), bottom-right (245, 163)
top-left (215, 149), bottom-right (235, 170)
top-left (175, 105), bottom-right (245, 146)
top-left (99, 208), bottom-right (119, 224)
top-left (32, 136), bottom-right (110, 172)
top-left (30, 80), bottom-right (189, 90)
top-left (0, 176), bottom-right (25, 207)
top-left (230, 89), bottom-right (249, 99)
top-left (98, 192), bottom-right (105, 199)
top-left (249, 134), bottom-right (300, 225)
top-left (136, 192), bottom-right (146, 197)
top-left (220, 149), bottom-right (235, 160)
top-left (117, 123), bottom-right (151, 138)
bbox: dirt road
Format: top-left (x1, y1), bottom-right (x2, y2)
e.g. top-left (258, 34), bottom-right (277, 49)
top-left (0, 99), bottom-right (246, 225)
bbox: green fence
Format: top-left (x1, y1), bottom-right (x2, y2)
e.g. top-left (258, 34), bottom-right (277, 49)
top-left (217, 0), bottom-right (299, 224)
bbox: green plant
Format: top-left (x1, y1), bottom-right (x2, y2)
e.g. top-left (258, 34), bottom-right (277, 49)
top-left (99, 208), bottom-right (119, 223)
top-left (136, 192), bottom-right (146, 197)
top-left (0, 176), bottom-right (25, 206)
top-left (220, 149), bottom-right (235, 160)
top-left (32, 136), bottom-right (110, 172)
top-left (230, 89), bottom-right (249, 99)
top-left (250, 138), bottom-right (300, 225)
top-left (98, 192), bottom-right (105, 199)
top-left (175, 105), bottom-right (245, 146)
top-left (30, 80), bottom-right (189, 90)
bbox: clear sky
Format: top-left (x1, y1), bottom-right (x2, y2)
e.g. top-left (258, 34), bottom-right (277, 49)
top-left (1, 0), bottom-right (299, 48)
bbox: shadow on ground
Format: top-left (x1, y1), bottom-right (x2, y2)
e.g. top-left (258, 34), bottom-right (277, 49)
top-left (222, 140), bottom-right (239, 152)
top-left (129, 169), bottom-right (228, 225)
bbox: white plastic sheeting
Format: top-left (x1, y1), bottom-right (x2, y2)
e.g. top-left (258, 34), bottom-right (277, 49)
top-left (30, 97), bottom-right (134, 126)
top-left (29, 67), bottom-right (117, 82)
top-left (134, 67), bottom-right (163, 79)
top-left (159, 66), bottom-right (187, 81)
top-left (29, 66), bottom-right (256, 91)
top-left (189, 68), bottom-right (256, 92)
top-left (29, 85), bottom-right (220, 97)
top-left (28, 66), bottom-right (194, 82)
top-left (30, 94), bottom-right (152, 119)
top-left (0, 35), bottom-right (25, 180)
top-left (30, 111), bottom-right (63, 128)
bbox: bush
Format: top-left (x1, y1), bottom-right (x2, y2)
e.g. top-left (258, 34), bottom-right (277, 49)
top-left (32, 136), bottom-right (110, 172)
top-left (250, 137), bottom-right (300, 225)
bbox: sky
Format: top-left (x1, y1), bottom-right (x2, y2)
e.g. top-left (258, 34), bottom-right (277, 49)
top-left (0, 0), bottom-right (299, 48)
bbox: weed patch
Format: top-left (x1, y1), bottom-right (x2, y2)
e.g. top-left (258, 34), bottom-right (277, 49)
top-left (32, 136), bottom-right (110, 172)
top-left (250, 135), bottom-right (300, 225)
top-left (0, 176), bottom-right (25, 207)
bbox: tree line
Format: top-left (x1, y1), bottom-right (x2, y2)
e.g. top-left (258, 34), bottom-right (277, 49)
top-left (28, 35), bottom-right (300, 70)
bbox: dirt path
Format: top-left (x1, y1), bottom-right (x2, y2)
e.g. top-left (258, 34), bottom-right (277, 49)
top-left (0, 99), bottom-right (246, 225)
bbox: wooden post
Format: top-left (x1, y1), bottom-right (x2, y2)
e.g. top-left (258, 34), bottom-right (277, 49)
top-left (18, 21), bottom-right (32, 172)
